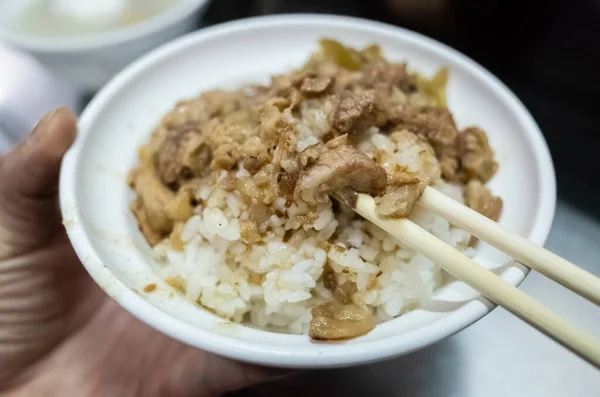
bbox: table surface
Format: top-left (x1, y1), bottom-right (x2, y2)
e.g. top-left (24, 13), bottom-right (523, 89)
top-left (252, 198), bottom-right (600, 397)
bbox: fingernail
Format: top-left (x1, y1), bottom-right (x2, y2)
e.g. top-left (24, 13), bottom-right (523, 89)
top-left (31, 108), bottom-right (60, 138)
top-left (25, 108), bottom-right (61, 149)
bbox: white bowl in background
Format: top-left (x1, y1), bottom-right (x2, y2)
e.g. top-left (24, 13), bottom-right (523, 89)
top-left (0, 0), bottom-right (211, 91)
top-left (0, 43), bottom-right (78, 153)
top-left (59, 15), bottom-right (556, 368)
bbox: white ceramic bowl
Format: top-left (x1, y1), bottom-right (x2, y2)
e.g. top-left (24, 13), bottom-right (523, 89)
top-left (59, 15), bottom-right (556, 368)
top-left (0, 0), bottom-right (211, 91)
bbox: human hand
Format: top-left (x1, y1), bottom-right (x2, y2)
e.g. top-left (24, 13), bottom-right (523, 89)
top-left (0, 108), bottom-right (280, 397)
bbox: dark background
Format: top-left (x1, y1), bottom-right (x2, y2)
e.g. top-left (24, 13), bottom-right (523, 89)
top-left (202, 0), bottom-right (600, 218)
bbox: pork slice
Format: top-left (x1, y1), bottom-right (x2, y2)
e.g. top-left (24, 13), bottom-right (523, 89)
top-left (299, 143), bottom-right (327, 168)
top-left (464, 180), bottom-right (503, 221)
top-left (299, 144), bottom-right (387, 207)
top-left (309, 301), bottom-right (374, 340)
top-left (130, 168), bottom-right (176, 245)
top-left (388, 106), bottom-right (458, 146)
top-left (331, 91), bottom-right (376, 135)
top-left (156, 122), bottom-right (210, 189)
top-left (300, 76), bottom-right (333, 96)
top-left (458, 127), bottom-right (499, 183)
top-left (360, 62), bottom-right (413, 93)
top-left (373, 129), bottom-right (441, 217)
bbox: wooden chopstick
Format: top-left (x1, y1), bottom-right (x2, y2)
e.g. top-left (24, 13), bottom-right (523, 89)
top-left (354, 193), bottom-right (600, 368)
top-left (418, 186), bottom-right (600, 307)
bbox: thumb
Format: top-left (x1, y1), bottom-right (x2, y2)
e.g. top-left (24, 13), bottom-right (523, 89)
top-left (0, 107), bottom-right (77, 258)
top-left (1, 107), bottom-right (77, 199)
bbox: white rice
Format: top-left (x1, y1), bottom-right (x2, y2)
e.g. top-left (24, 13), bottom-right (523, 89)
top-left (152, 105), bottom-right (473, 334)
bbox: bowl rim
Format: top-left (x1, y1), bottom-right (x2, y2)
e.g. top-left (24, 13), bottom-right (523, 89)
top-left (60, 14), bottom-right (557, 368)
top-left (0, 0), bottom-right (210, 52)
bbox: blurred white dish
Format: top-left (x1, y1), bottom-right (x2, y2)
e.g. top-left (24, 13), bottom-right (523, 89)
top-left (0, 43), bottom-right (77, 154)
top-left (59, 15), bottom-right (556, 368)
top-left (0, 0), bottom-right (211, 91)
top-left (51, 0), bottom-right (126, 24)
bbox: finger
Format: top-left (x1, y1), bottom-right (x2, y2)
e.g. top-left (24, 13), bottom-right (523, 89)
top-left (0, 107), bottom-right (77, 199)
top-left (0, 108), bottom-right (77, 258)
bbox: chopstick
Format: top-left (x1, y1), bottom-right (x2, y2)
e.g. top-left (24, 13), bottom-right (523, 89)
top-left (354, 193), bottom-right (600, 368)
top-left (418, 186), bottom-right (600, 307)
